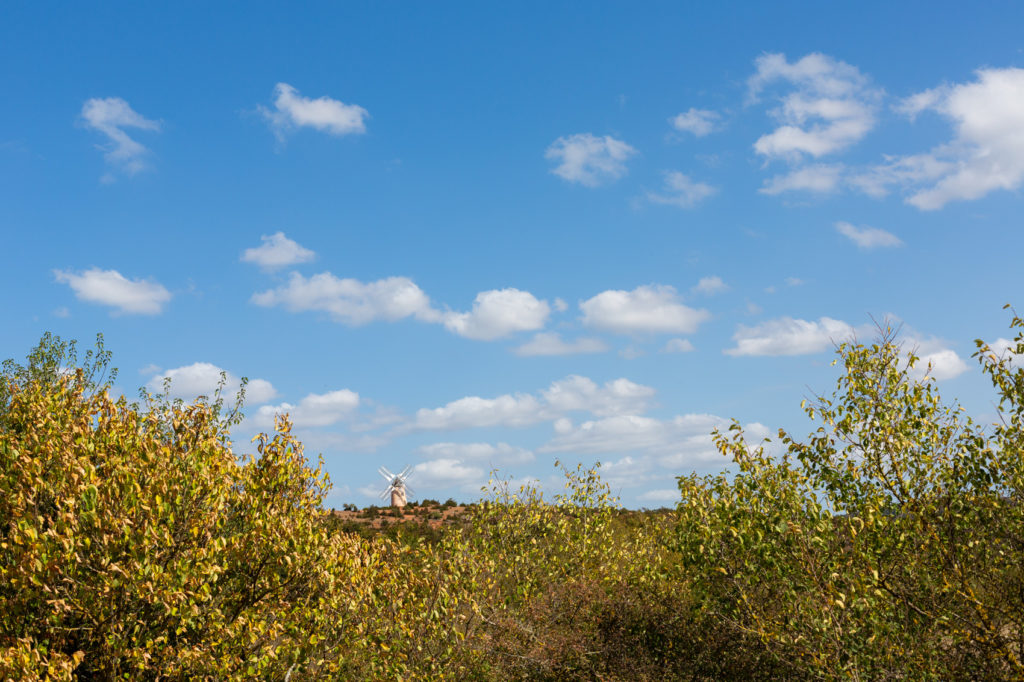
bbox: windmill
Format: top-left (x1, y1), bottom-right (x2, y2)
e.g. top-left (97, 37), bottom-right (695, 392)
top-left (379, 465), bottom-right (413, 509)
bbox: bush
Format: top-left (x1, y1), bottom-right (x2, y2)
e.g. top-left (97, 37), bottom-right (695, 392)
top-left (674, 317), bottom-right (1024, 679)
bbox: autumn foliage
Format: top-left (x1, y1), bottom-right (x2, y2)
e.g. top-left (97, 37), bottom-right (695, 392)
top-left (2, 311), bottom-right (1024, 679)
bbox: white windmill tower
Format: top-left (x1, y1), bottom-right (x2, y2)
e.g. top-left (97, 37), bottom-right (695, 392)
top-left (379, 465), bottom-right (413, 509)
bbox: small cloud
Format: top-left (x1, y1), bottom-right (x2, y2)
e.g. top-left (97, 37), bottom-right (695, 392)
top-left (80, 97), bottom-right (160, 179)
top-left (662, 338), bottom-right (695, 353)
top-left (785, 277), bottom-right (804, 287)
top-left (252, 388), bottom-right (360, 428)
top-left (146, 362), bottom-right (278, 405)
top-left (514, 332), bottom-right (607, 357)
top-left (581, 285), bottom-right (710, 335)
top-left (54, 268), bottom-right (171, 315)
top-left (692, 276), bottom-right (728, 296)
top-left (444, 289), bottom-right (551, 340)
top-left (646, 171), bottom-right (717, 208)
top-left (835, 221), bottom-right (903, 249)
top-left (619, 346), bottom-right (645, 360)
top-left (260, 82), bottom-right (368, 141)
top-left (669, 108), bottom-right (721, 137)
top-left (553, 298), bottom-right (569, 312)
top-left (637, 488), bottom-right (680, 505)
top-left (52, 307), bottom-right (70, 318)
top-left (251, 272), bottom-right (439, 326)
top-left (760, 164), bottom-right (843, 195)
top-left (725, 316), bottom-right (862, 356)
top-left (241, 232), bottom-right (316, 270)
top-left (545, 133), bottom-right (637, 186)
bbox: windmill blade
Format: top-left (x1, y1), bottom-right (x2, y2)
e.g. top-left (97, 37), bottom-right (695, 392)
top-left (399, 464), bottom-right (413, 479)
top-left (404, 484), bottom-right (415, 498)
top-left (379, 466), bottom-right (395, 481)
top-left (379, 485), bottom-right (393, 499)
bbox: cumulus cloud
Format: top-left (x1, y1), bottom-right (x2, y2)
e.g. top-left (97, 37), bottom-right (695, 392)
top-left (54, 268), bottom-right (171, 315)
top-left (835, 221), bottom-right (903, 249)
top-left (540, 413), bottom-right (731, 461)
top-left (725, 316), bottom-right (862, 356)
top-left (412, 375), bottom-right (655, 431)
top-left (419, 442), bottom-right (534, 466)
top-left (580, 285), bottom-right (710, 335)
top-left (749, 52), bottom-right (881, 160)
top-left (251, 272), bottom-right (439, 326)
top-left (987, 338), bottom-right (1024, 368)
top-left (903, 335), bottom-right (969, 381)
top-left (443, 289), bottom-right (550, 340)
top-left (542, 376), bottom-right (655, 417)
top-left (646, 171), bottom-right (717, 208)
top-left (545, 133), bottom-right (637, 186)
top-left (241, 232), bottom-right (315, 269)
top-left (252, 389), bottom-right (360, 428)
top-left (854, 67), bottom-right (1024, 209)
top-left (412, 459), bottom-right (486, 489)
top-left (260, 83), bottom-right (368, 140)
top-left (669, 108), bottom-right (721, 137)
top-left (80, 97), bottom-right (160, 179)
top-left (513, 332), bottom-right (607, 357)
top-left (692, 276), bottom-right (728, 296)
top-left (662, 338), bottom-right (695, 353)
top-left (146, 362), bottom-right (277, 405)
top-left (759, 164), bottom-right (843, 195)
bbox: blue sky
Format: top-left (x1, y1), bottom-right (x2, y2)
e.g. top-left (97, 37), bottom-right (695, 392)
top-left (3, 2), bottom-right (1024, 507)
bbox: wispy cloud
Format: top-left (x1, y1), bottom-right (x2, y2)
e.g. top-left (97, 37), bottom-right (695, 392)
top-left (669, 108), bottom-right (721, 137)
top-left (513, 332), bottom-right (607, 357)
top-left (545, 133), bottom-right (637, 186)
top-left (80, 97), bottom-right (160, 180)
top-left (852, 67), bottom-right (1024, 209)
top-left (646, 171), bottom-right (717, 208)
top-left (835, 221), bottom-right (903, 249)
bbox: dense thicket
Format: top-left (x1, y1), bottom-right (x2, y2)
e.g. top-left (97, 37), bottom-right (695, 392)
top-left (2, 313), bottom-right (1023, 680)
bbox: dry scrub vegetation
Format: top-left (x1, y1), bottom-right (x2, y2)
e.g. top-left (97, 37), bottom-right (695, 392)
top-left (2, 311), bottom-right (1024, 680)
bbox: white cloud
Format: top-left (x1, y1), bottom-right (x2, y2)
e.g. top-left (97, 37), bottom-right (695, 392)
top-left (411, 375), bottom-right (656, 431)
top-left (412, 458), bottom-right (486, 489)
top-left (54, 268), bottom-right (171, 315)
top-left (580, 284), bottom-right (710, 335)
top-left (988, 338), bottom-right (1024, 368)
top-left (81, 97), bottom-right (160, 178)
top-left (540, 413), bottom-right (729, 461)
top-left (146, 362), bottom-right (278, 405)
top-left (241, 232), bottom-right (315, 269)
top-left (749, 52), bottom-right (881, 160)
top-left (662, 338), bottom-right (695, 353)
top-left (904, 335), bottom-right (969, 381)
top-left (414, 393), bottom-right (546, 431)
top-left (785, 277), bottom-right (804, 287)
top-left (759, 163), bottom-right (843, 195)
top-left (252, 388), bottom-right (360, 428)
top-left (637, 488), bottom-right (680, 505)
top-left (251, 272), bottom-right (439, 326)
top-left (669, 108), bottom-right (721, 137)
top-left (856, 67), bottom-right (1024, 209)
top-left (260, 83), bottom-right (368, 139)
top-left (910, 349), bottom-right (968, 381)
top-left (725, 316), bottom-right (861, 356)
top-left (419, 442), bottom-right (534, 466)
top-left (545, 133), bottom-right (637, 186)
top-left (692, 276), bottom-right (728, 296)
top-left (513, 332), bottom-right (607, 357)
top-left (646, 171), bottom-right (717, 208)
top-left (835, 221), bottom-right (903, 249)
top-left (542, 376), bottom-right (654, 417)
top-left (444, 288), bottom-right (550, 340)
